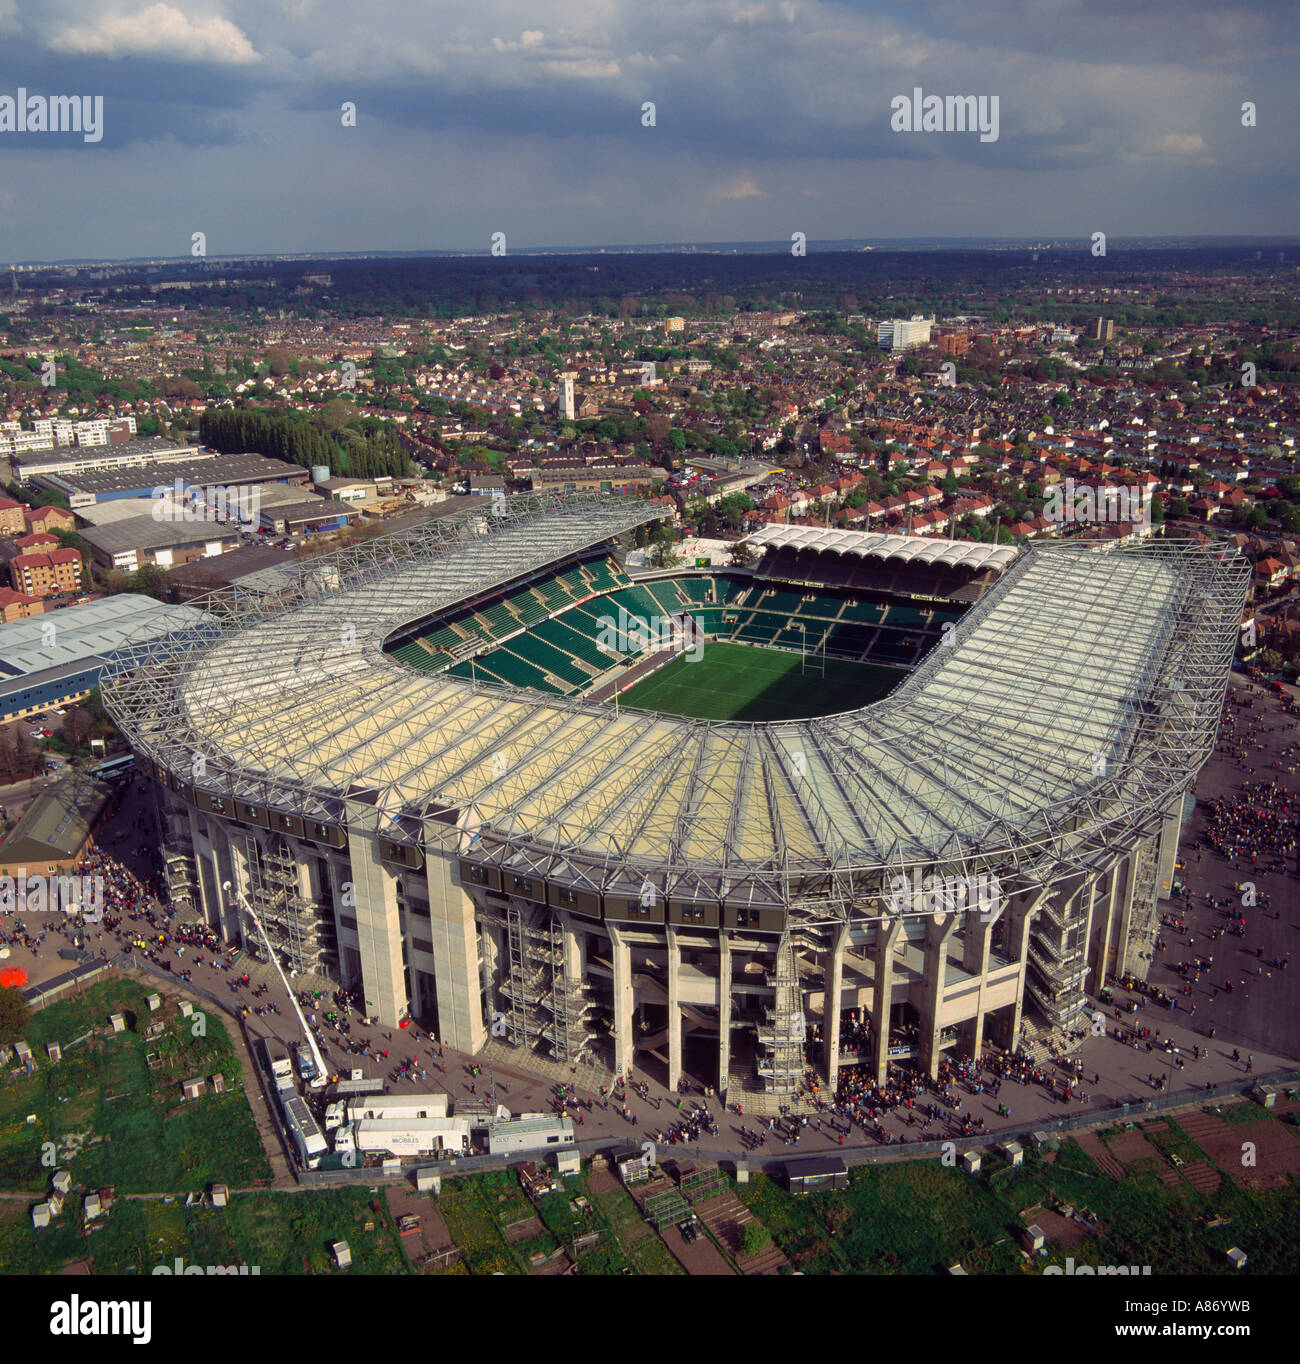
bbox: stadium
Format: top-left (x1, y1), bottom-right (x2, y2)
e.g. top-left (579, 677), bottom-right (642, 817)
top-left (103, 492), bottom-right (1249, 1098)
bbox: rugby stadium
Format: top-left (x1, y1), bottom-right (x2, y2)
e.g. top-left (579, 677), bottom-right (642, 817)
top-left (102, 492), bottom-right (1250, 1096)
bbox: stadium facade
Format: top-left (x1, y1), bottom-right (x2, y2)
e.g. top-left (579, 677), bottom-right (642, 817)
top-left (104, 493), bottom-right (1249, 1095)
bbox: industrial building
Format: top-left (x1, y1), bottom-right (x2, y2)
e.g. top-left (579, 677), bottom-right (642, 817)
top-left (12, 435), bottom-right (196, 481)
top-left (103, 493), bottom-right (1248, 1100)
top-left (0, 593), bottom-right (210, 722)
top-left (30, 454), bottom-right (310, 510)
top-left (77, 517), bottom-right (244, 574)
top-left (257, 498), bottom-right (360, 536)
top-left (0, 771), bottom-right (112, 877)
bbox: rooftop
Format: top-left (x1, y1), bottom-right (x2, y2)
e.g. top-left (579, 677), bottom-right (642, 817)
top-left (103, 495), bottom-right (1249, 916)
top-left (0, 594), bottom-right (209, 677)
top-left (0, 772), bottom-right (112, 865)
top-left (746, 523), bottom-right (1020, 572)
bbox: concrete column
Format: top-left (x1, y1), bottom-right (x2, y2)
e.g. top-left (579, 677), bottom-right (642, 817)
top-left (1092, 858), bottom-right (1121, 991)
top-left (919, 914), bottom-right (958, 1081)
top-left (823, 922), bottom-right (849, 1091)
top-left (717, 933), bottom-right (733, 1096)
top-left (1079, 877), bottom-right (1098, 998)
top-left (871, 917), bottom-right (903, 1084)
top-left (666, 927), bottom-right (682, 1091)
top-left (959, 903), bottom-right (1003, 1059)
top-left (609, 924), bottom-right (634, 1082)
top-left (189, 808), bottom-right (241, 941)
top-left (421, 848), bottom-right (486, 1053)
top-left (1114, 841), bottom-right (1141, 977)
top-left (563, 918), bottom-right (584, 977)
top-left (347, 820), bottom-right (407, 1030)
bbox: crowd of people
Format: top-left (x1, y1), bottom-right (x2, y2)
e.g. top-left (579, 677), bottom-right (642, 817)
top-left (1204, 778), bottom-right (1299, 873)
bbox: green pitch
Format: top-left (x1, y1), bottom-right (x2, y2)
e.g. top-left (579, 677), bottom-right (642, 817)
top-left (617, 640), bottom-right (903, 722)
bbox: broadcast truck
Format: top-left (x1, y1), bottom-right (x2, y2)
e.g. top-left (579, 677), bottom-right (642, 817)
top-left (280, 1093), bottom-right (328, 1170)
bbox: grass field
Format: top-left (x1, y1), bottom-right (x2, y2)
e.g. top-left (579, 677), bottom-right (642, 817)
top-left (740, 1115), bottom-right (1300, 1274)
top-left (0, 979), bottom-right (270, 1199)
top-left (0, 1186), bottom-right (409, 1275)
top-left (618, 640), bottom-right (903, 721)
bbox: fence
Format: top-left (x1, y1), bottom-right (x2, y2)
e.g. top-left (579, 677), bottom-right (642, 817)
top-left (21, 957), bottom-right (117, 1010)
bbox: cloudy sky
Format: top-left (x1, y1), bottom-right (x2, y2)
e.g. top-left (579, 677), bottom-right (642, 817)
top-left (0, 0), bottom-right (1296, 261)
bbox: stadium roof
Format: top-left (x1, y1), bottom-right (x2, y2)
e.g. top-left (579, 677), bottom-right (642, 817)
top-left (746, 523), bottom-right (1019, 572)
top-left (104, 494), bottom-right (1249, 919)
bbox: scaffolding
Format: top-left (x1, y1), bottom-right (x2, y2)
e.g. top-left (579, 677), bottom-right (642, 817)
top-left (499, 899), bottom-right (596, 1064)
top-left (245, 834), bottom-right (324, 975)
top-left (756, 933), bottom-right (804, 1095)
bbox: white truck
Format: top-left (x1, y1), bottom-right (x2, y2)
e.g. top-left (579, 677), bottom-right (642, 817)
top-left (281, 1093), bottom-right (328, 1170)
top-left (258, 1039), bottom-right (295, 1094)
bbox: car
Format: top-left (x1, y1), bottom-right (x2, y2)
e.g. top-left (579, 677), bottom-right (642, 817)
top-left (28, 729), bottom-right (43, 739)
top-left (40, 730), bottom-right (53, 739)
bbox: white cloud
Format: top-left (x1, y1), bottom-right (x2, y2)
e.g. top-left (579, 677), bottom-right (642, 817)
top-left (1153, 132), bottom-right (1209, 156)
top-left (492, 29), bottom-right (546, 52)
top-left (50, 4), bottom-right (261, 64)
top-left (542, 57), bottom-right (620, 79)
top-left (718, 171), bottom-right (765, 199)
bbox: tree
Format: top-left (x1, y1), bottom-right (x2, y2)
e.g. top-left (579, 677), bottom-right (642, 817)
top-left (739, 1222), bottom-right (771, 1257)
top-left (126, 563), bottom-right (174, 602)
top-left (62, 705), bottom-right (94, 751)
top-left (647, 522), bottom-right (681, 569)
top-left (0, 986), bottom-right (30, 1043)
top-left (649, 541), bottom-right (682, 569)
top-left (727, 540), bottom-right (756, 567)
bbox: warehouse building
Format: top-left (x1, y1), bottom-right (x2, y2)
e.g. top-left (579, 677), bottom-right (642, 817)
top-left (30, 454), bottom-right (310, 510)
top-left (0, 594), bottom-right (210, 722)
top-left (13, 436), bottom-right (197, 482)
